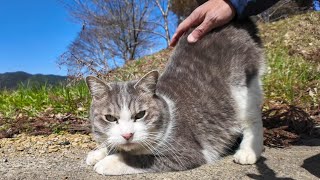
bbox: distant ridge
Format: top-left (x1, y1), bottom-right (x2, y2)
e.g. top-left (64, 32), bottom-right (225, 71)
top-left (0, 71), bottom-right (67, 90)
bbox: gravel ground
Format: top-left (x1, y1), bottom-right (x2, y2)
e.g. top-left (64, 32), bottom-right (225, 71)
top-left (1, 134), bottom-right (320, 180)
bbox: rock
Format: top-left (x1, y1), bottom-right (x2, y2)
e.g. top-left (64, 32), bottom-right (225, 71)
top-left (39, 150), bottom-right (46, 154)
top-left (37, 141), bottom-right (44, 145)
top-left (82, 137), bottom-right (91, 143)
top-left (48, 149), bottom-right (58, 153)
top-left (80, 144), bottom-right (88, 148)
top-left (3, 158), bottom-right (8, 163)
top-left (16, 147), bottom-right (25, 151)
top-left (59, 141), bottom-right (70, 146)
top-left (48, 145), bottom-right (59, 153)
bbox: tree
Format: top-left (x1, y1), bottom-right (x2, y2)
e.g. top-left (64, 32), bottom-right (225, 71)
top-left (153, 0), bottom-right (172, 46)
top-left (59, 0), bottom-right (158, 77)
top-left (58, 27), bottom-right (112, 79)
top-left (170, 0), bottom-right (198, 24)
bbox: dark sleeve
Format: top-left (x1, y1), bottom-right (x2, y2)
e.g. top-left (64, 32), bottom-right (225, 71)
top-left (229, 0), bottom-right (280, 19)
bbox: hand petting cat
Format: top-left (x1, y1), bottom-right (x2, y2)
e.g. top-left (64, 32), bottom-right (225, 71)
top-left (170, 0), bottom-right (236, 46)
top-left (170, 0), bottom-right (280, 46)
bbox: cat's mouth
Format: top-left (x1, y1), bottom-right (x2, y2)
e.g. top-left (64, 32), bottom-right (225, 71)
top-left (118, 142), bottom-right (140, 151)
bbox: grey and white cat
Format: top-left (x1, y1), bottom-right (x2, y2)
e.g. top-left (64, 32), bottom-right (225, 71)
top-left (85, 19), bottom-right (265, 175)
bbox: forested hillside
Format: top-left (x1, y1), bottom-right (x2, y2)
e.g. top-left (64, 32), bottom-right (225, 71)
top-left (0, 71), bottom-right (67, 90)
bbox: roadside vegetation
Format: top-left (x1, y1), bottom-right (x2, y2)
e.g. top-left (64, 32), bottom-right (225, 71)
top-left (0, 82), bottom-right (90, 118)
top-left (261, 12), bottom-right (320, 109)
top-left (1, 12), bottom-right (319, 144)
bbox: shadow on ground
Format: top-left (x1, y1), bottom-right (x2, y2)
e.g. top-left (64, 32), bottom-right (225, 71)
top-left (247, 157), bottom-right (294, 180)
top-left (297, 137), bottom-right (320, 146)
top-left (263, 104), bottom-right (319, 148)
top-left (302, 153), bottom-right (320, 178)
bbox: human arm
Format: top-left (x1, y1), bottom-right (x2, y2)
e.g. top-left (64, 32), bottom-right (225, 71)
top-left (170, 0), bottom-right (279, 46)
top-left (229, 0), bottom-right (279, 19)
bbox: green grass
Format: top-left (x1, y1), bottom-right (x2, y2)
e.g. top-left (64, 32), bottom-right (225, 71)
top-left (260, 12), bottom-right (320, 111)
top-left (0, 12), bottom-right (319, 120)
top-left (0, 81), bottom-right (91, 118)
top-left (263, 47), bottom-right (320, 111)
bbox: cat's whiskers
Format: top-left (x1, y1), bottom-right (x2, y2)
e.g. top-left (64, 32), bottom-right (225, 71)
top-left (137, 140), bottom-right (153, 154)
top-left (149, 140), bottom-right (185, 169)
top-left (145, 134), bottom-right (186, 169)
top-left (142, 139), bottom-right (174, 166)
top-left (140, 139), bottom-right (160, 157)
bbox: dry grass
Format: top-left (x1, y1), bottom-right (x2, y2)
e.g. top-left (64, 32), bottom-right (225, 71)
top-left (259, 12), bottom-right (320, 63)
top-left (1, 12), bottom-right (319, 143)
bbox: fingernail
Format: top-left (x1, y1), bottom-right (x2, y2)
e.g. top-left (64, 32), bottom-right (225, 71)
top-left (188, 35), bottom-right (197, 43)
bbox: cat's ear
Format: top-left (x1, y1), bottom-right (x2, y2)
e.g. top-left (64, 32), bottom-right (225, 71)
top-left (86, 76), bottom-right (111, 99)
top-left (134, 71), bottom-right (159, 94)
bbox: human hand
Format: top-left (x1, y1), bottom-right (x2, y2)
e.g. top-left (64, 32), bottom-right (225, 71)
top-left (170, 0), bottom-right (236, 46)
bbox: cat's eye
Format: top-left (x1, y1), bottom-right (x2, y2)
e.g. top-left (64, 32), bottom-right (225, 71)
top-left (105, 115), bottom-right (118, 123)
top-left (134, 111), bottom-right (146, 121)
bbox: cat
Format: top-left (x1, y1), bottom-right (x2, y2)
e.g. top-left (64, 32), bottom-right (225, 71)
top-left (85, 19), bottom-right (265, 175)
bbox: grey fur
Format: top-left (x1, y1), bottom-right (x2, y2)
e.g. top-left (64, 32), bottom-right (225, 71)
top-left (86, 19), bottom-right (264, 174)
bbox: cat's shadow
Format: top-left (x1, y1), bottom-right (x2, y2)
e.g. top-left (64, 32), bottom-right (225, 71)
top-left (296, 136), bottom-right (320, 146)
top-left (247, 154), bottom-right (320, 179)
top-left (246, 157), bottom-right (294, 180)
top-left (301, 153), bottom-right (320, 178)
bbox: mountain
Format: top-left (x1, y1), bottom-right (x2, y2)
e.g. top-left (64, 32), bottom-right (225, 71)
top-left (0, 71), bottom-right (67, 90)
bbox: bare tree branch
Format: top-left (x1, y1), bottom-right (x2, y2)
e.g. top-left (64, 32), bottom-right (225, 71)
top-left (58, 0), bottom-right (163, 78)
top-left (154, 0), bottom-right (171, 46)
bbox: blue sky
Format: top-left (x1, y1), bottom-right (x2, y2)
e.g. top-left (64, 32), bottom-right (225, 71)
top-left (0, 0), bottom-right (81, 75)
top-left (0, 0), bottom-right (175, 76)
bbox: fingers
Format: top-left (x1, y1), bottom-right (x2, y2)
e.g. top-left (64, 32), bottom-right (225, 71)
top-left (170, 0), bottom-right (236, 46)
top-left (188, 15), bottom-right (220, 43)
top-left (170, 9), bottom-right (204, 47)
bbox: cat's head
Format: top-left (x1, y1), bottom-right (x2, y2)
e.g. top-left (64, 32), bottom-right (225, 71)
top-left (86, 71), bottom-right (168, 153)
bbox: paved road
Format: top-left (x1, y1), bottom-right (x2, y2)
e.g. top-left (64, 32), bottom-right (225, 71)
top-left (1, 144), bottom-right (320, 180)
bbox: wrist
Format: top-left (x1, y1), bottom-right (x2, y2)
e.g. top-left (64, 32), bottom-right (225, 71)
top-left (228, 0), bottom-right (248, 19)
top-left (206, 0), bottom-right (236, 18)
top-left (223, 0), bottom-right (236, 19)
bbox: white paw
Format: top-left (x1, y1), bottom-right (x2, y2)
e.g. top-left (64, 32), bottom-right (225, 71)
top-left (233, 149), bottom-right (259, 165)
top-left (86, 148), bottom-right (108, 166)
top-left (94, 158), bottom-right (111, 175)
top-left (93, 154), bottom-right (145, 175)
top-left (93, 154), bottom-right (123, 175)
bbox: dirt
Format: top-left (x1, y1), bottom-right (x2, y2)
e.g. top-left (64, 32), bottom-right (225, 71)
top-left (1, 134), bottom-right (320, 180)
top-left (0, 134), bottom-right (96, 156)
top-left (0, 117), bottom-right (319, 180)
top-left (2, 102), bottom-right (319, 149)
top-left (0, 114), bottom-right (91, 139)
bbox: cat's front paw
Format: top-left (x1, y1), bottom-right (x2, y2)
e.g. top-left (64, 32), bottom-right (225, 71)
top-left (233, 149), bottom-right (259, 165)
top-left (93, 154), bottom-right (145, 175)
top-left (86, 148), bottom-right (108, 166)
top-left (93, 154), bottom-right (124, 175)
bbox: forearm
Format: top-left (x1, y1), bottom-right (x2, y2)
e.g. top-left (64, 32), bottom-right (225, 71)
top-left (229, 0), bottom-right (280, 19)
top-left (172, 0), bottom-right (278, 46)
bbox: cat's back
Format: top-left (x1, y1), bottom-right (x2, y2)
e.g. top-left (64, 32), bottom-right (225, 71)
top-left (155, 19), bottom-right (265, 165)
top-left (158, 19), bottom-right (264, 96)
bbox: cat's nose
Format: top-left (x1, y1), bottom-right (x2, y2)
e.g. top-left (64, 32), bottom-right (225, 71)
top-left (121, 133), bottom-right (134, 141)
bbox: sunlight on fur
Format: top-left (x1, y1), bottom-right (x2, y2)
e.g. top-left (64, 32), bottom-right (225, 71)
top-left (85, 19), bottom-right (264, 175)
